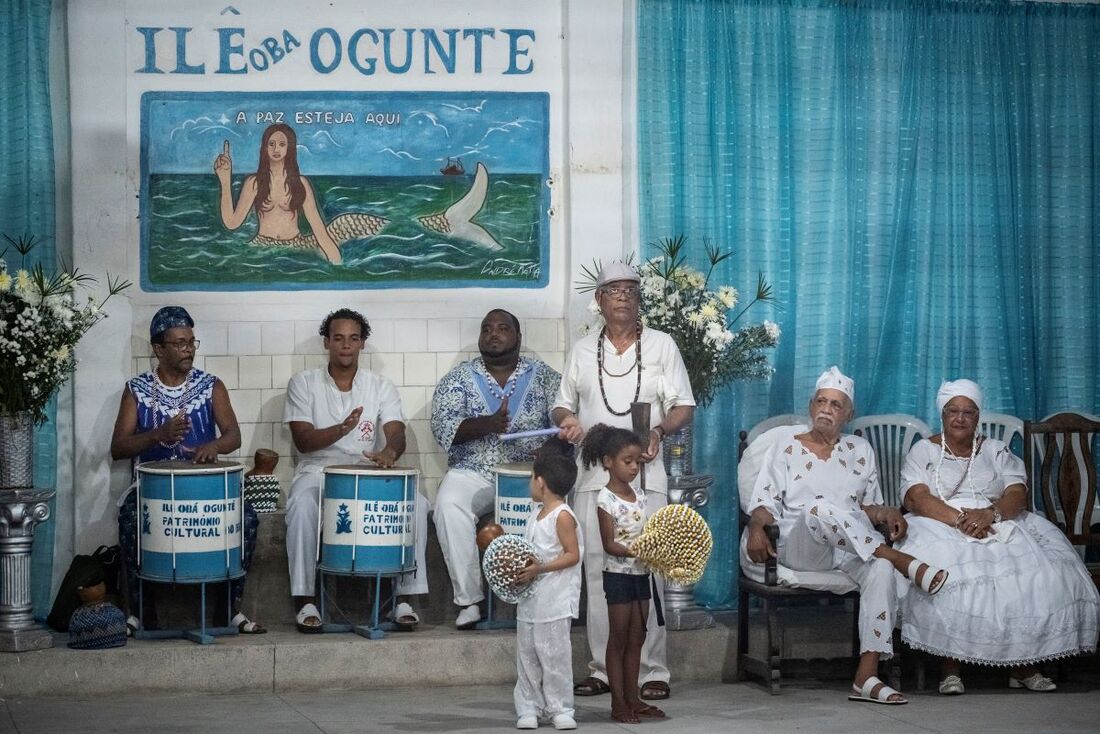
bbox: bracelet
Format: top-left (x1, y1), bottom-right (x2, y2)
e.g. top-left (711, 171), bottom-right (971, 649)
top-left (953, 511), bottom-right (967, 528)
top-left (652, 426), bottom-right (666, 440)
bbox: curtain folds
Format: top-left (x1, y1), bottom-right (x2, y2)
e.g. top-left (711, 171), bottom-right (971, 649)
top-left (637, 0), bottom-right (1100, 606)
top-left (1, 0), bottom-right (58, 617)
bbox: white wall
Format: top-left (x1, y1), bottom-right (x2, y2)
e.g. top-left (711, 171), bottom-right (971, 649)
top-left (65, 0), bottom-right (636, 551)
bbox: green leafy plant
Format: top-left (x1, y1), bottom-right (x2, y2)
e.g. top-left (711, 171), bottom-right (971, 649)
top-left (0, 234), bottom-right (131, 421)
top-left (577, 235), bottom-right (779, 408)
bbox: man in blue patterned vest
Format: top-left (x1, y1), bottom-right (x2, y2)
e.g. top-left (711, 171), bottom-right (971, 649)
top-left (110, 306), bottom-right (265, 635)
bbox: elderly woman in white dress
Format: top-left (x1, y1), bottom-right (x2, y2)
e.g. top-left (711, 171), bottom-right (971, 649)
top-left (896, 379), bottom-right (1100, 695)
top-left (746, 367), bottom-right (949, 705)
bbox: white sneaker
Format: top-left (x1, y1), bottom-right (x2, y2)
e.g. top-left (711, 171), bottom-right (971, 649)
top-left (455, 604), bottom-right (481, 630)
top-left (551, 714), bottom-right (576, 730)
top-left (516, 715), bottom-right (538, 729)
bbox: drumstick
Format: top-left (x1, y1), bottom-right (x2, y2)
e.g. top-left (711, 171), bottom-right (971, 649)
top-left (499, 427), bottom-right (560, 441)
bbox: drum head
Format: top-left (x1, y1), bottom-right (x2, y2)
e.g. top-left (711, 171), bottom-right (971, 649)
top-left (138, 459), bottom-right (243, 474)
top-left (324, 464), bottom-right (418, 476)
top-left (495, 462), bottom-right (533, 477)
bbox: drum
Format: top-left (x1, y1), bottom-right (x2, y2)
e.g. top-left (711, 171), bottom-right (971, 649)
top-left (494, 463), bottom-right (535, 535)
top-left (318, 465), bottom-right (419, 575)
top-left (136, 460), bottom-right (245, 583)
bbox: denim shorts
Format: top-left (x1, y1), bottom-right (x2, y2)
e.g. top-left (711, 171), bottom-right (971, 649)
top-left (603, 571), bottom-right (651, 605)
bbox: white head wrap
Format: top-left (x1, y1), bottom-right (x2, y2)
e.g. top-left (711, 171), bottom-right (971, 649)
top-left (936, 379), bottom-right (983, 414)
top-left (814, 366), bottom-right (855, 403)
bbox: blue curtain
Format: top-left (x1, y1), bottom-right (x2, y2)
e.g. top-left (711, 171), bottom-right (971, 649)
top-left (637, 0), bottom-right (1100, 607)
top-left (1, 0), bottom-right (58, 617)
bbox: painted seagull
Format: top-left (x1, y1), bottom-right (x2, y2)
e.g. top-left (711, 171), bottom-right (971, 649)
top-left (418, 162), bottom-right (502, 251)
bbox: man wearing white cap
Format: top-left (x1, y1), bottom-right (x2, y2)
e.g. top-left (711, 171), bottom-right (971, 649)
top-left (745, 366), bottom-right (948, 705)
top-left (553, 261), bottom-right (696, 701)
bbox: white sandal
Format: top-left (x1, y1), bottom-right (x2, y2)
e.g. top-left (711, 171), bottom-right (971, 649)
top-left (391, 601), bottom-right (420, 629)
top-left (907, 559), bottom-right (949, 595)
top-left (295, 603), bottom-right (323, 634)
top-left (938, 674), bottom-right (965, 695)
top-left (848, 675), bottom-right (907, 705)
top-left (1009, 673), bottom-right (1057, 691)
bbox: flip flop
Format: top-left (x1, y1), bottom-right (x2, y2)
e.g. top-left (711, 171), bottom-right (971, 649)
top-left (573, 676), bottom-right (611, 696)
top-left (295, 603), bottom-right (323, 634)
top-left (1009, 673), bottom-right (1057, 691)
top-left (640, 680), bottom-right (670, 700)
top-left (634, 704), bottom-right (667, 718)
top-left (907, 559), bottom-right (949, 595)
top-left (231, 612), bottom-right (267, 634)
top-left (848, 675), bottom-right (907, 705)
top-left (392, 602), bottom-right (419, 630)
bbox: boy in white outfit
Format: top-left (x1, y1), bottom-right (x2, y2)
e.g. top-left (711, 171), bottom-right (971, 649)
top-left (513, 452), bottom-right (583, 730)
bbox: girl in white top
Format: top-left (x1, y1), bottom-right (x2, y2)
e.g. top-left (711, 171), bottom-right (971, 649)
top-left (513, 452), bottom-right (583, 731)
top-left (582, 424), bottom-right (667, 724)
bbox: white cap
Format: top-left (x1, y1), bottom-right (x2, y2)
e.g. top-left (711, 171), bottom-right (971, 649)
top-left (936, 379), bottom-right (983, 414)
top-left (815, 366), bottom-right (855, 403)
top-left (596, 261), bottom-right (641, 287)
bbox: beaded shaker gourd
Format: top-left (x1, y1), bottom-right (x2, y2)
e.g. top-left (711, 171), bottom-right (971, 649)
top-left (481, 534), bottom-right (541, 604)
top-left (631, 504), bottom-right (713, 585)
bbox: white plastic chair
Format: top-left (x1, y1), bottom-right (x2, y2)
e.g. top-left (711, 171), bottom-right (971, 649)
top-left (741, 414), bottom-right (808, 451)
top-left (847, 414), bottom-right (933, 507)
top-left (979, 412), bottom-right (1024, 454)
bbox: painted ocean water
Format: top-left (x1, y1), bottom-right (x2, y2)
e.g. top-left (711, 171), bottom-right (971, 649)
top-left (144, 173), bottom-right (546, 290)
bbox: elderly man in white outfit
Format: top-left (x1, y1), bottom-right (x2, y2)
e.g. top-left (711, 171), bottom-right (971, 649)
top-left (553, 261), bottom-right (695, 702)
top-left (745, 366), bottom-right (949, 705)
top-left (284, 309), bottom-right (429, 632)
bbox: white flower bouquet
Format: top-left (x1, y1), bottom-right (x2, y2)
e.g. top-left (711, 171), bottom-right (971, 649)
top-left (0, 235), bottom-right (130, 421)
top-left (578, 235), bottom-right (778, 408)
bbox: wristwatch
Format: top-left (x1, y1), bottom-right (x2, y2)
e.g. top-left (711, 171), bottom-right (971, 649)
top-left (991, 506), bottom-right (1003, 524)
top-left (652, 425), bottom-right (666, 440)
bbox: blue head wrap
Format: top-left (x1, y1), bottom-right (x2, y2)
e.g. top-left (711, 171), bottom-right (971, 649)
top-left (150, 306), bottom-right (194, 340)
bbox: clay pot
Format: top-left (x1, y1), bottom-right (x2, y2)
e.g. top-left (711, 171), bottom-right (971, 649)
top-left (476, 523), bottom-right (505, 552)
top-left (77, 581), bottom-right (107, 605)
top-left (247, 448), bottom-right (279, 477)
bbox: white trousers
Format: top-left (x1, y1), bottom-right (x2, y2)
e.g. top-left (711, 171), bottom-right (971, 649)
top-left (514, 618), bottom-right (574, 720)
top-left (434, 468), bottom-right (495, 606)
top-left (780, 501), bottom-right (897, 658)
top-left (285, 470), bottom-right (429, 597)
top-left (573, 489), bottom-right (669, 685)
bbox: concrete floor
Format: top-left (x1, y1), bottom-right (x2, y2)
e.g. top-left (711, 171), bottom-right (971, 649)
top-left (3, 679), bottom-right (1099, 734)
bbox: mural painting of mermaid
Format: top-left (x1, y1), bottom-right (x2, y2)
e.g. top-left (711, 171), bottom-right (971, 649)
top-left (214, 123), bottom-right (388, 265)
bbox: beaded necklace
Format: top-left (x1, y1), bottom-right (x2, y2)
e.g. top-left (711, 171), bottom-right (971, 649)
top-left (596, 322), bottom-right (642, 417)
top-left (479, 359), bottom-right (520, 401)
top-left (153, 367), bottom-right (193, 450)
top-left (932, 431), bottom-right (988, 502)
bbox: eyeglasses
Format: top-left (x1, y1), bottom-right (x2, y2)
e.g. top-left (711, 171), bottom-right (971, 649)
top-left (943, 408), bottom-right (978, 419)
top-left (161, 339), bottom-right (200, 351)
top-left (601, 286), bottom-right (640, 299)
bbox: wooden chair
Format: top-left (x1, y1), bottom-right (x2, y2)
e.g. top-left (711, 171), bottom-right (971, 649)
top-left (1024, 412), bottom-right (1100, 586)
top-left (735, 418), bottom-right (900, 694)
top-left (847, 414), bottom-right (933, 507)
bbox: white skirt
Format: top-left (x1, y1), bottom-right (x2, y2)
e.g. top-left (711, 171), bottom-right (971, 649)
top-left (896, 511), bottom-right (1100, 666)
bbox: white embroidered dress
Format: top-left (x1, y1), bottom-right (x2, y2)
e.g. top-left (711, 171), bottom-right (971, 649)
top-left (896, 438), bottom-right (1100, 665)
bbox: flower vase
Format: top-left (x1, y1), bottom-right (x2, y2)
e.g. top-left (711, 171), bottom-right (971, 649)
top-left (663, 423), bottom-right (694, 478)
top-left (0, 412), bottom-right (34, 489)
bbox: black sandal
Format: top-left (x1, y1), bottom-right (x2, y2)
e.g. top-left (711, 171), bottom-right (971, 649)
top-left (574, 676), bottom-right (611, 696)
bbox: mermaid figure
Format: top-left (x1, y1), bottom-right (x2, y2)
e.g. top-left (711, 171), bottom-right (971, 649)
top-left (214, 123), bottom-right (387, 265)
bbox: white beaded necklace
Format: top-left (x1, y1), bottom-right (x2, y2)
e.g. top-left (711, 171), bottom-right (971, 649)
top-left (479, 360), bottom-right (519, 401)
top-left (932, 431), bottom-right (989, 502)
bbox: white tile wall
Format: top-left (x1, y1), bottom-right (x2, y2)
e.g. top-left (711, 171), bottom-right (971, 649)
top-left (136, 318), bottom-right (565, 503)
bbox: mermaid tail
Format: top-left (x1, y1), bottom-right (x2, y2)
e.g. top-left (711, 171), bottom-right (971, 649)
top-left (418, 162), bottom-right (502, 251)
top-left (250, 212), bottom-right (389, 250)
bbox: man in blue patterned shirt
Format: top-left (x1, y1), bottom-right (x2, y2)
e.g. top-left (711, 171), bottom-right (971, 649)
top-left (431, 309), bottom-right (562, 629)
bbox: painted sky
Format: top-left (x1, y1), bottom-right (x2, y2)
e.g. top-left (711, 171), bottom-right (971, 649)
top-left (143, 91), bottom-right (549, 176)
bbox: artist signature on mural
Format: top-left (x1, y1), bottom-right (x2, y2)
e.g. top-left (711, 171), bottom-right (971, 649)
top-left (481, 259), bottom-right (540, 279)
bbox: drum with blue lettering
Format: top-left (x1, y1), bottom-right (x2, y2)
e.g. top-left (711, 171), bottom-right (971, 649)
top-left (136, 460), bottom-right (245, 583)
top-left (494, 463), bottom-right (535, 536)
top-left (318, 465), bottom-right (419, 575)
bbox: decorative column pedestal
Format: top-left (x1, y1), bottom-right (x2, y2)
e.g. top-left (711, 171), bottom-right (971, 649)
top-left (0, 488), bottom-right (56, 652)
top-left (664, 474), bottom-right (714, 631)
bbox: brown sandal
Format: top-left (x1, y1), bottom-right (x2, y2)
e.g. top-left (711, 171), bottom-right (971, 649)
top-left (574, 676), bottom-right (611, 696)
top-left (640, 680), bottom-right (670, 700)
top-left (634, 704), bottom-right (666, 718)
